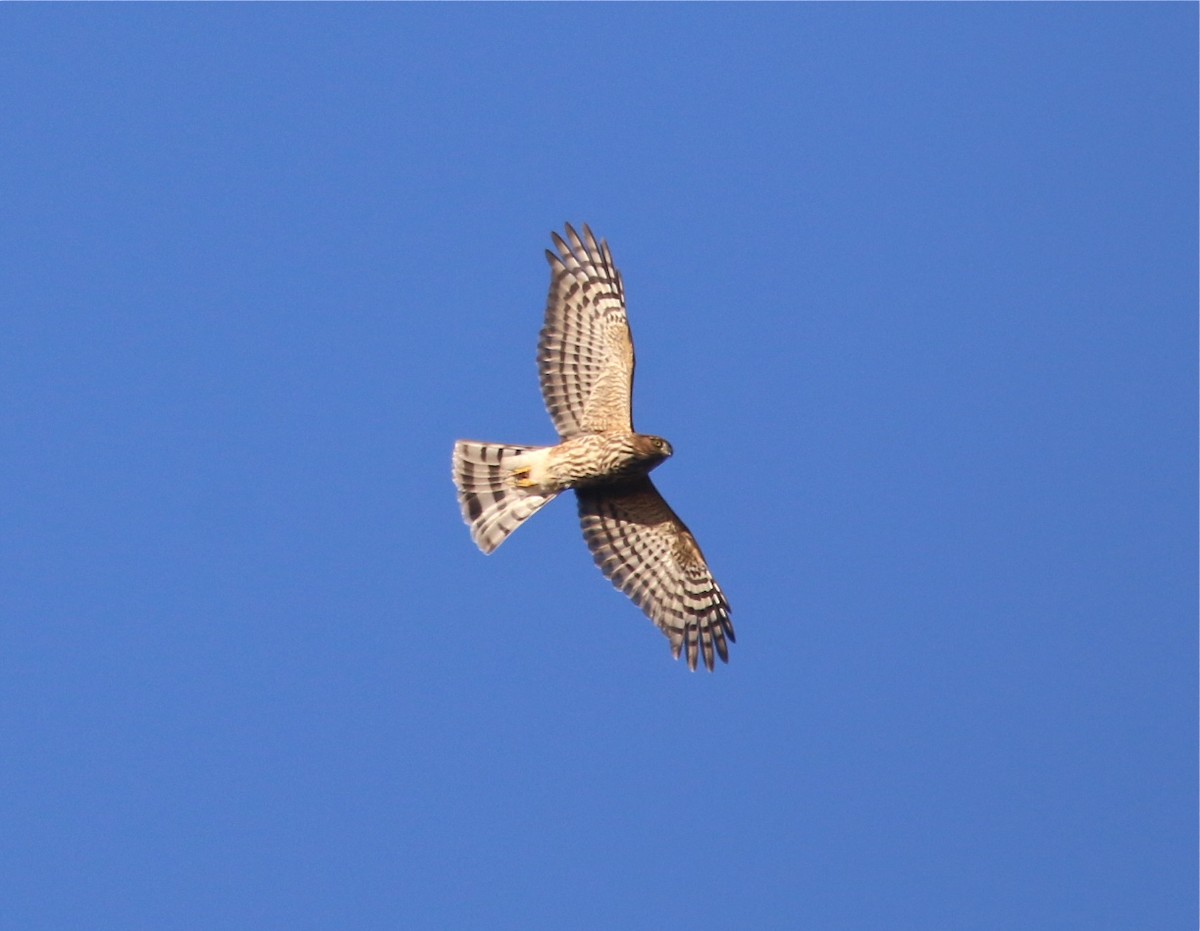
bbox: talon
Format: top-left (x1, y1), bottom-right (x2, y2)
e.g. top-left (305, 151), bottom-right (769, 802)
top-left (510, 466), bottom-right (536, 488)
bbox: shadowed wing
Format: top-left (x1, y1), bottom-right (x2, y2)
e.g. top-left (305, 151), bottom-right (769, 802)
top-left (539, 224), bottom-right (635, 438)
top-left (576, 478), bottom-right (734, 671)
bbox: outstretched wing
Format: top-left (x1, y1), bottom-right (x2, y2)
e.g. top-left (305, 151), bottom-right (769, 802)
top-left (576, 478), bottom-right (734, 671)
top-left (539, 224), bottom-right (635, 438)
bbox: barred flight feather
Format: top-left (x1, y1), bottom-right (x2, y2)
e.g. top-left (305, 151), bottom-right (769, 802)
top-left (452, 441), bottom-right (559, 554)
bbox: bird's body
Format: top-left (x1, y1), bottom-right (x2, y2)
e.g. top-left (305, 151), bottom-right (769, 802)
top-left (540, 432), bottom-right (673, 491)
top-left (451, 432), bottom-right (670, 549)
top-left (452, 225), bottom-right (733, 670)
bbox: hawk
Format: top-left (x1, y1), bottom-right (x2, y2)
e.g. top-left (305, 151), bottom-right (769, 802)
top-left (452, 224), bottom-right (734, 671)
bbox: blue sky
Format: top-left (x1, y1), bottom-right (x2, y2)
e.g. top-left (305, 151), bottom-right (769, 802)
top-left (2, 6), bottom-right (1195, 929)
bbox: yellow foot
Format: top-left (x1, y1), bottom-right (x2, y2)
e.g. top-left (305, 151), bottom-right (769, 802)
top-left (510, 466), bottom-right (536, 488)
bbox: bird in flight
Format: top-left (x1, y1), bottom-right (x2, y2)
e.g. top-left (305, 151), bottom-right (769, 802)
top-left (452, 224), bottom-right (733, 670)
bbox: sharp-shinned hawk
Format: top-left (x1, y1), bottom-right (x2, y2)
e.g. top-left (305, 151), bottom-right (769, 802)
top-left (452, 224), bottom-right (734, 671)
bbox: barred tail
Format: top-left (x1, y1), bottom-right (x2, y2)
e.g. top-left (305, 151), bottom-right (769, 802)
top-left (452, 441), bottom-right (559, 554)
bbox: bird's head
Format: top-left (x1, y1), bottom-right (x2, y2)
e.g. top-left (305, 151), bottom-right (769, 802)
top-left (634, 434), bottom-right (673, 466)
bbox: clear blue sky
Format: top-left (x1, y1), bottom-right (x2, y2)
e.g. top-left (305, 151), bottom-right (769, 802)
top-left (2, 6), bottom-right (1195, 929)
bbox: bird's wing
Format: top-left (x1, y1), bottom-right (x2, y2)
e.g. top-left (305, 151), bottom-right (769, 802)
top-left (576, 477), bottom-right (733, 671)
top-left (539, 224), bottom-right (635, 438)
